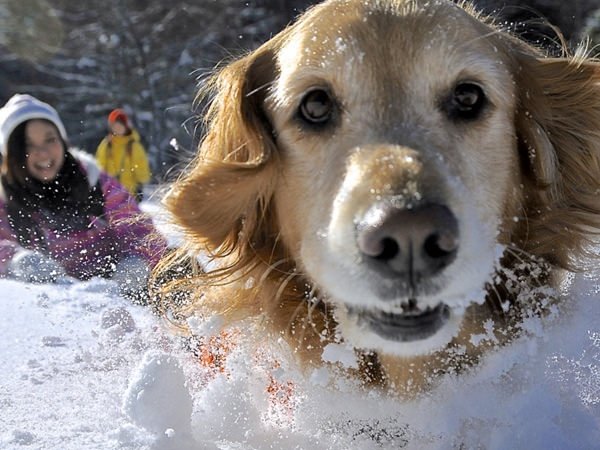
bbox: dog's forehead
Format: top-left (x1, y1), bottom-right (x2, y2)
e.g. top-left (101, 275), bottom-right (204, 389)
top-left (275, 0), bottom-right (512, 99)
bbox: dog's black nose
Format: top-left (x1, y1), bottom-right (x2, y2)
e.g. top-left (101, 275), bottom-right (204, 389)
top-left (357, 203), bottom-right (459, 281)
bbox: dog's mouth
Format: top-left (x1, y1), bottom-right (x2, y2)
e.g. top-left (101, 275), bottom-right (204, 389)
top-left (351, 303), bottom-right (450, 342)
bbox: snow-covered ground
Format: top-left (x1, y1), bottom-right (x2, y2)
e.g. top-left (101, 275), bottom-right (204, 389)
top-left (1, 200), bottom-right (599, 449)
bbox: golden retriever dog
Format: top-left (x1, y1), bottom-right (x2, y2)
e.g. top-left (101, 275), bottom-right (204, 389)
top-left (158, 0), bottom-right (600, 395)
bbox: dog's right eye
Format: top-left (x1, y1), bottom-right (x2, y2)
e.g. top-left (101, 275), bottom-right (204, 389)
top-left (444, 82), bottom-right (486, 121)
top-left (298, 89), bottom-right (334, 125)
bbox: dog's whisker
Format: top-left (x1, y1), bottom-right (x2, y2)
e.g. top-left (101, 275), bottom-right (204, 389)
top-left (453, 28), bottom-right (507, 51)
top-left (267, 233), bottom-right (284, 269)
top-left (293, 304), bottom-right (313, 347)
top-left (306, 297), bottom-right (327, 337)
top-left (259, 258), bottom-right (293, 287)
top-left (484, 280), bottom-right (510, 317)
top-left (246, 80), bottom-right (276, 98)
top-left (274, 271), bottom-right (300, 306)
top-left (501, 245), bottom-right (547, 290)
top-left (284, 281), bottom-right (320, 343)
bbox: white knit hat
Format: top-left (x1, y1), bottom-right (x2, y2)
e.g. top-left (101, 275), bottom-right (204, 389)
top-left (0, 94), bottom-right (68, 156)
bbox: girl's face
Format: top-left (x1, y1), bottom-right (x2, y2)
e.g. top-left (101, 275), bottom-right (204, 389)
top-left (24, 120), bottom-right (65, 182)
top-left (109, 121), bottom-right (127, 136)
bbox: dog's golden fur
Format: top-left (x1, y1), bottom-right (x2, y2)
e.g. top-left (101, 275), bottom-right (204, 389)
top-left (156, 0), bottom-right (600, 395)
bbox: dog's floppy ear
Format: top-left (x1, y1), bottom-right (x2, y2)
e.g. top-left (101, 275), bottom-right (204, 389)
top-left (515, 52), bottom-right (600, 267)
top-left (168, 44), bottom-right (281, 256)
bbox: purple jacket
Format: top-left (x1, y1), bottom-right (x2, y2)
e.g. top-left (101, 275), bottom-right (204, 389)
top-left (0, 150), bottom-right (167, 279)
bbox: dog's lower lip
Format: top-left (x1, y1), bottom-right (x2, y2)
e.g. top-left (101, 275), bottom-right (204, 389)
top-left (355, 303), bottom-right (450, 342)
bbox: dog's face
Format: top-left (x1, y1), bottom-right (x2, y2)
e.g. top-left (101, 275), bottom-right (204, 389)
top-left (265, 1), bottom-right (521, 355)
top-left (170, 0), bottom-right (600, 361)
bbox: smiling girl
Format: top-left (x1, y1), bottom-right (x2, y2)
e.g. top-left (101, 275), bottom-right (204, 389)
top-left (0, 94), bottom-right (166, 298)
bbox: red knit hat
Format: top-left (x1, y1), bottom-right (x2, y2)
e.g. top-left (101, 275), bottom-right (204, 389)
top-left (108, 108), bottom-right (129, 126)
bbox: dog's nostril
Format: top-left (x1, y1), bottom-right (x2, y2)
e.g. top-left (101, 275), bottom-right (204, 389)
top-left (374, 237), bottom-right (400, 260)
top-left (423, 233), bottom-right (458, 259)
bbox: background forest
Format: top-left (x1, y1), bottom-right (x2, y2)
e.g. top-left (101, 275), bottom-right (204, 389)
top-left (1, 0), bottom-right (600, 180)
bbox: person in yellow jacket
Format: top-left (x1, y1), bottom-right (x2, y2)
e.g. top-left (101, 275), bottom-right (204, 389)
top-left (96, 108), bottom-right (151, 201)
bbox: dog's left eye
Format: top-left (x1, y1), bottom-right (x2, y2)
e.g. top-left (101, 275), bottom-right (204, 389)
top-left (446, 82), bottom-right (486, 120)
top-left (298, 89), bottom-right (334, 125)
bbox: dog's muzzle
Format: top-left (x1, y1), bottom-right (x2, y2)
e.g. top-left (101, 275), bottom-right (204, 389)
top-left (351, 202), bottom-right (458, 340)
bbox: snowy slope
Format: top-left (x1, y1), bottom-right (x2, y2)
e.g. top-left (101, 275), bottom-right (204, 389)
top-left (0, 278), bottom-right (164, 449)
top-left (0, 203), bottom-right (599, 449)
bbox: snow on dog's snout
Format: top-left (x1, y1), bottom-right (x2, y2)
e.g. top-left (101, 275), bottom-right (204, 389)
top-left (303, 144), bottom-right (500, 356)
